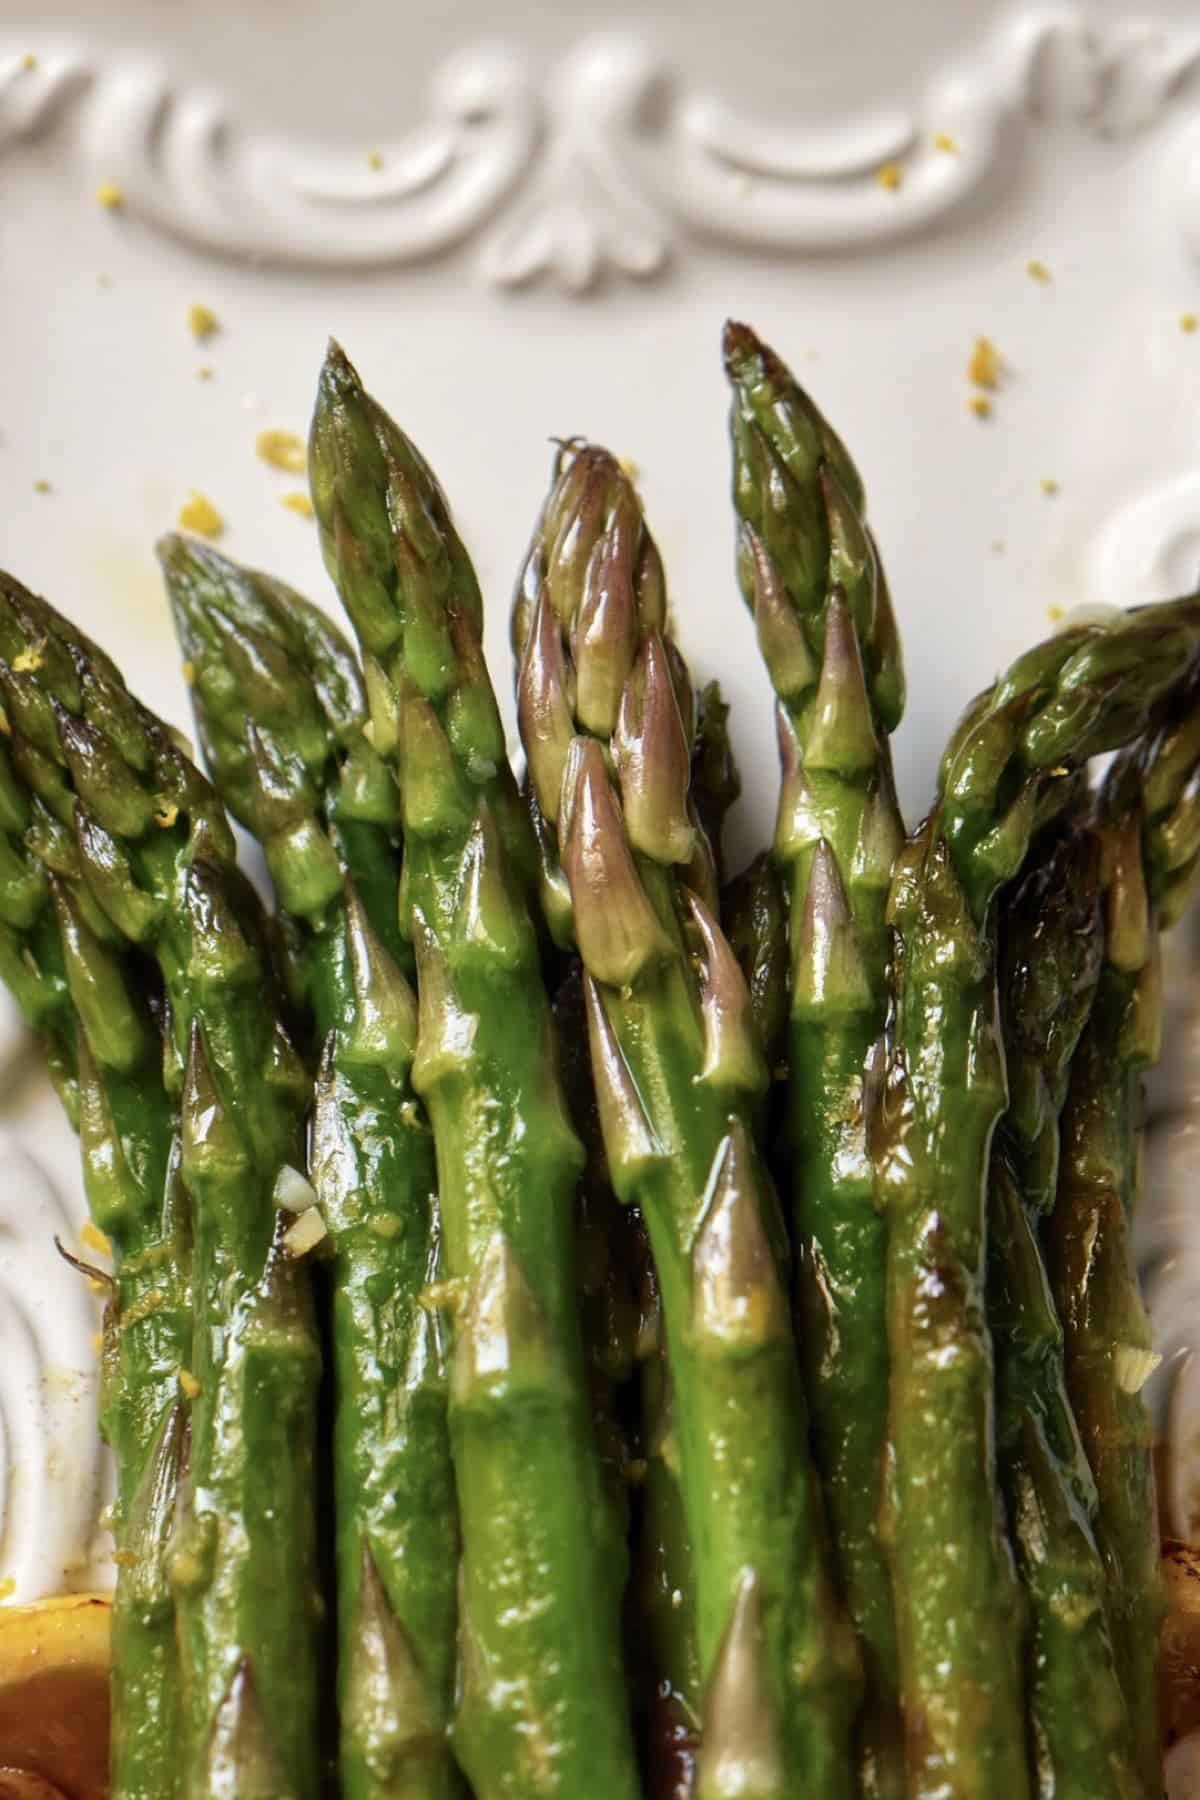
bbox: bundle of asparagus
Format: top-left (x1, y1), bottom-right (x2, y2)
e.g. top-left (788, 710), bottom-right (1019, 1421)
top-left (0, 322), bottom-right (1193, 1800)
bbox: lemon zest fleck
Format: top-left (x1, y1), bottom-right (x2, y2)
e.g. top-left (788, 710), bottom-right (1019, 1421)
top-left (177, 492), bottom-right (224, 538)
top-left (81, 1221), bottom-right (111, 1257)
top-left (968, 337), bottom-right (1002, 389)
top-left (96, 181), bottom-right (124, 212)
top-left (187, 303), bottom-right (219, 342)
top-left (255, 428), bottom-right (306, 473)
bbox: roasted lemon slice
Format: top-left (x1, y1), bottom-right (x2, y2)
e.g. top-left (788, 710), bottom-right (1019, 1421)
top-left (0, 1594), bottom-right (110, 1800)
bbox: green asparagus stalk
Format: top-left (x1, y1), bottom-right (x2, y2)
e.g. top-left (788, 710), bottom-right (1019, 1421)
top-left (880, 594), bottom-right (1200, 1796)
top-left (162, 536), bottom-right (462, 1800)
top-left (0, 573), bottom-right (192, 1800)
top-left (513, 436), bottom-right (860, 1795)
top-left (990, 824), bottom-right (1143, 1798)
top-left (724, 320), bottom-right (905, 1796)
top-left (310, 342), bottom-right (641, 1800)
top-left (1046, 678), bottom-right (1200, 1793)
top-left (39, 882), bottom-right (190, 1800)
top-left (0, 573), bottom-right (323, 1798)
top-left (632, 675), bottom-right (740, 1796)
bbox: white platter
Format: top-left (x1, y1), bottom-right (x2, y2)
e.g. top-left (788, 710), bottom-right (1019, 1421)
top-left (1, 0), bottom-right (1199, 1704)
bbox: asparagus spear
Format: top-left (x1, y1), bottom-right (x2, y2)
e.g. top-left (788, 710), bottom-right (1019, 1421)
top-left (989, 824), bottom-right (1143, 1798)
top-left (724, 321), bottom-right (905, 1795)
top-left (310, 343), bottom-right (640, 1800)
top-left (162, 536), bottom-right (462, 1800)
top-left (880, 595), bottom-right (1200, 1796)
top-left (0, 573), bottom-right (323, 1798)
top-left (1046, 679), bottom-right (1200, 1794)
top-left (513, 437), bottom-right (860, 1795)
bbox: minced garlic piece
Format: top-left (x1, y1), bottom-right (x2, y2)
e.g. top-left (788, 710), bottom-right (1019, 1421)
top-left (1026, 259), bottom-right (1051, 283)
top-left (968, 394), bottom-right (993, 419)
top-left (255, 428), bottom-right (306, 473)
top-left (96, 181), bottom-right (124, 211)
top-left (283, 1207), bottom-right (328, 1258)
top-left (187, 303), bottom-right (219, 341)
top-left (876, 162), bottom-right (903, 192)
top-left (282, 491), bottom-right (314, 519)
top-left (968, 337), bottom-right (1002, 389)
top-left (177, 492), bottom-right (224, 538)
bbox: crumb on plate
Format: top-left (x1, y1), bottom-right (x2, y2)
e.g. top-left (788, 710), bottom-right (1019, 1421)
top-left (96, 181), bottom-right (124, 212)
top-left (255, 428), bottom-right (307, 473)
top-left (197, 366), bottom-right (214, 382)
top-left (1183, 313), bottom-right (1198, 335)
top-left (933, 132), bottom-right (958, 154)
top-left (367, 148), bottom-right (384, 171)
top-left (876, 162), bottom-right (903, 191)
top-left (177, 491), bottom-right (224, 538)
top-left (282, 491), bottom-right (314, 519)
top-left (1041, 477), bottom-right (1060, 496)
top-left (1048, 604), bottom-right (1065, 622)
top-left (968, 394), bottom-right (993, 419)
top-left (20, 52), bottom-right (37, 72)
top-left (32, 479), bottom-right (51, 495)
top-left (1026, 259), bottom-right (1051, 283)
top-left (968, 336), bottom-right (1002, 389)
top-left (187, 303), bottom-right (219, 342)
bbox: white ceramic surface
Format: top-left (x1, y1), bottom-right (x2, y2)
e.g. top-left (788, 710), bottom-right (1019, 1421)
top-left (1, 0), bottom-right (1199, 1717)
